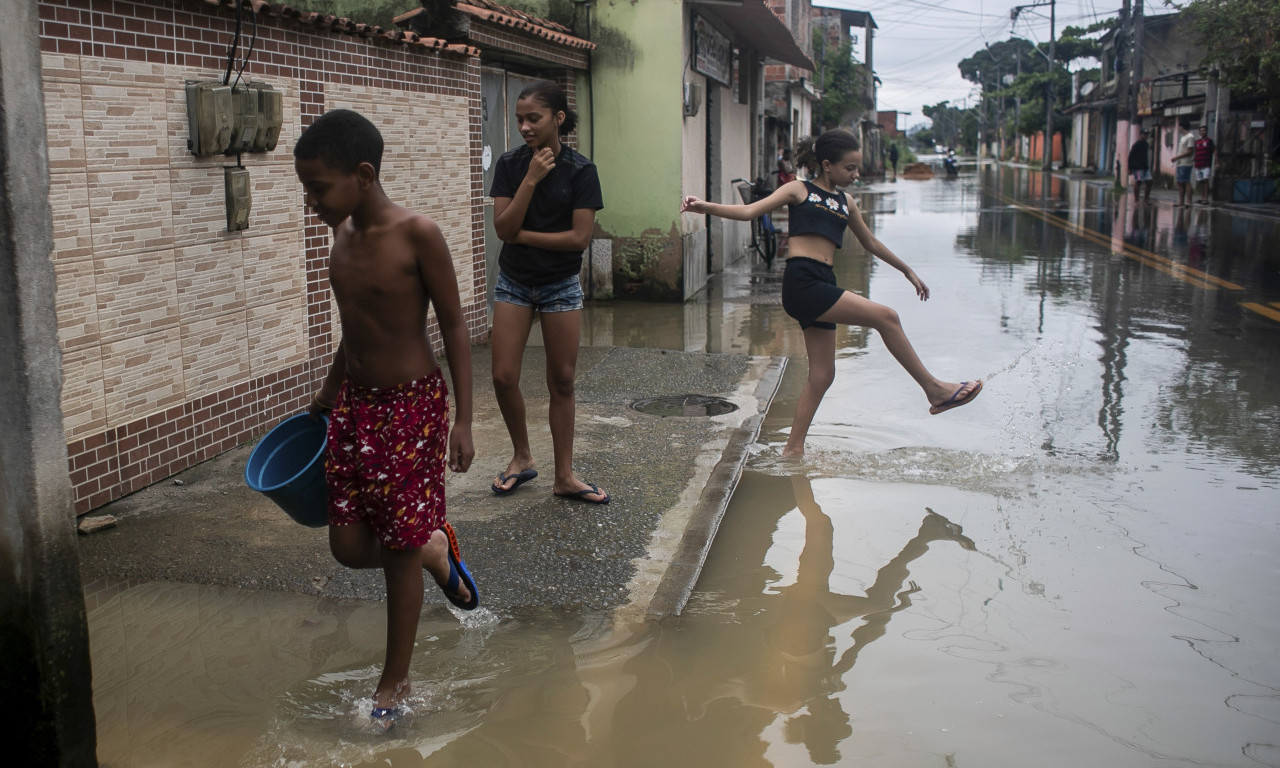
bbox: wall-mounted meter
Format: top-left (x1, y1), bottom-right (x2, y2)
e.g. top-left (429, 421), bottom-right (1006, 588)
top-left (225, 167), bottom-right (251, 231)
top-left (226, 86), bottom-right (260, 155)
top-left (186, 80), bottom-right (233, 157)
top-left (252, 83), bottom-right (283, 152)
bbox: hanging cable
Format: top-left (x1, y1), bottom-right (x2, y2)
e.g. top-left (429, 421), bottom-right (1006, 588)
top-left (232, 2), bottom-right (259, 91)
top-left (223, 0), bottom-right (244, 86)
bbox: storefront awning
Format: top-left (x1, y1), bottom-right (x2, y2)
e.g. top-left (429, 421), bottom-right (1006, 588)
top-left (693, 0), bottom-right (816, 71)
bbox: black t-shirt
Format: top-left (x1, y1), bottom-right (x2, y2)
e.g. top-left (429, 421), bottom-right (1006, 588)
top-left (489, 144), bottom-right (604, 286)
top-left (1128, 139), bottom-right (1150, 171)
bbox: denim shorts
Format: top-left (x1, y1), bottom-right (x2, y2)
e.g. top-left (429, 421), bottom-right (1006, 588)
top-left (1176, 165), bottom-right (1192, 184)
top-left (494, 271), bottom-right (584, 313)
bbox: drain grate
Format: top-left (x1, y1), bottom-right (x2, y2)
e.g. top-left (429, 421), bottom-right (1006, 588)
top-left (629, 394), bottom-right (738, 417)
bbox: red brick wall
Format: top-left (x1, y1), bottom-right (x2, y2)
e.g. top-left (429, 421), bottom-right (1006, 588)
top-left (38, 0), bottom-right (485, 513)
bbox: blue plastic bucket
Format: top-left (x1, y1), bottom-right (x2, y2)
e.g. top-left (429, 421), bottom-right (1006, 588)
top-left (244, 413), bottom-right (329, 527)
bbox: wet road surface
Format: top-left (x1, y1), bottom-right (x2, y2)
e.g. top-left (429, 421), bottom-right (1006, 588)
top-left (86, 163), bottom-right (1280, 767)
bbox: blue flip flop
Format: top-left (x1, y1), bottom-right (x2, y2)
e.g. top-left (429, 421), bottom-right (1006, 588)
top-left (440, 522), bottom-right (479, 611)
top-left (370, 706), bottom-right (400, 732)
top-left (553, 483), bottom-right (610, 505)
top-left (492, 468), bottom-right (537, 494)
top-left (929, 380), bottom-right (983, 415)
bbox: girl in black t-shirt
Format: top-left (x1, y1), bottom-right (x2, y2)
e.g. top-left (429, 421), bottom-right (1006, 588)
top-left (489, 81), bottom-right (609, 503)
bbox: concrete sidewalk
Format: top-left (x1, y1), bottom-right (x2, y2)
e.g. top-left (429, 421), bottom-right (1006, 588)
top-left (75, 345), bottom-right (786, 622)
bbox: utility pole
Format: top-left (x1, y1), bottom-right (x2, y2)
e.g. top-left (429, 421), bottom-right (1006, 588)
top-left (1044, 0), bottom-right (1055, 172)
top-left (1011, 0), bottom-right (1057, 176)
top-left (1132, 0), bottom-right (1144, 125)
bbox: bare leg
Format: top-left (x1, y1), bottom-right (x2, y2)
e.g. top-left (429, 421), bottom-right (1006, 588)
top-left (541, 310), bottom-right (606, 501)
top-left (377, 545), bottom-right (424, 708)
top-left (329, 525), bottom-right (469, 709)
top-left (783, 326), bottom-right (836, 457)
top-left (491, 301), bottom-right (537, 490)
top-left (815, 290), bottom-right (979, 409)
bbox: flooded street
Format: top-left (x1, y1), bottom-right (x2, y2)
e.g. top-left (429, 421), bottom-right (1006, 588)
top-left (89, 165), bottom-right (1280, 767)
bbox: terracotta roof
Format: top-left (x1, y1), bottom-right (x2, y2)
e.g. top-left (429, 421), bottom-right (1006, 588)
top-left (394, 1), bottom-right (593, 51)
top-left (451, 1), bottom-right (595, 51)
top-left (196, 0), bottom-right (480, 57)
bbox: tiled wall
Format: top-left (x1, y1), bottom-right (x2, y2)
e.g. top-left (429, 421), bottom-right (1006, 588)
top-left (37, 0), bottom-right (486, 513)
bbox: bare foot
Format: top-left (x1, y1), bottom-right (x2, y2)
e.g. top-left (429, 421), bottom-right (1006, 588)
top-left (372, 679), bottom-right (410, 711)
top-left (927, 380), bottom-right (983, 415)
top-left (492, 460), bottom-right (538, 493)
top-left (422, 529), bottom-right (470, 605)
top-left (781, 443), bottom-right (805, 458)
top-left (552, 476), bottom-right (609, 503)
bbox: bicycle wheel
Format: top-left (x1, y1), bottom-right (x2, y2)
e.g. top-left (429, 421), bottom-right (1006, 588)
top-left (760, 214), bottom-right (778, 268)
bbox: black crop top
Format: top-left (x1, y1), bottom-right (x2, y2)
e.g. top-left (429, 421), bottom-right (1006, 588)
top-left (787, 180), bottom-right (850, 248)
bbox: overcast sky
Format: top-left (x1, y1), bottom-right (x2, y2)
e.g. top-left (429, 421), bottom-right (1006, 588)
top-left (815, 0), bottom-right (1159, 130)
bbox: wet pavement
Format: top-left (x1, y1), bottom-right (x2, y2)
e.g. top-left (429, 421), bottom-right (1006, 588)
top-left (77, 345), bottom-right (786, 622)
top-left (78, 161), bottom-right (1280, 768)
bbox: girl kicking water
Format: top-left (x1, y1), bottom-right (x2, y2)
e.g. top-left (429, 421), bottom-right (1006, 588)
top-left (681, 129), bottom-right (982, 457)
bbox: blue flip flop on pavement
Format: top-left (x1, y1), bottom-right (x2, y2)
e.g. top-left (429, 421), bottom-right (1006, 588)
top-left (492, 468), bottom-right (537, 494)
top-left (553, 483), bottom-right (610, 504)
top-left (440, 522), bottom-right (479, 611)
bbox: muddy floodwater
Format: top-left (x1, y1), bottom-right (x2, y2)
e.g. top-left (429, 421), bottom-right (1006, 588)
top-left (88, 164), bottom-right (1280, 767)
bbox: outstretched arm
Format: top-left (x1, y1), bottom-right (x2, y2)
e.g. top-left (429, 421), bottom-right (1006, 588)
top-left (681, 179), bottom-right (805, 221)
top-left (844, 192), bottom-right (930, 301)
top-left (412, 217), bottom-right (474, 473)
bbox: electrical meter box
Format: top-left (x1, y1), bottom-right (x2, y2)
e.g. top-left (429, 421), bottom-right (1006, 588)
top-left (252, 83), bottom-right (283, 152)
top-left (225, 167), bottom-right (251, 231)
top-left (186, 81), bottom-right (233, 157)
top-left (226, 85), bottom-right (260, 155)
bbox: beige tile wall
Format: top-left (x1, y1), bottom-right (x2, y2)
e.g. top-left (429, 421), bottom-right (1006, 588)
top-left (43, 52), bottom-right (308, 443)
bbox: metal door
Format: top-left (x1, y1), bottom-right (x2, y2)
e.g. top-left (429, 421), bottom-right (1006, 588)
top-left (481, 70), bottom-right (542, 314)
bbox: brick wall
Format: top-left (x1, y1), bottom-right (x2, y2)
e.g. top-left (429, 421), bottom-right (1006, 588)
top-left (37, 0), bottom-right (486, 513)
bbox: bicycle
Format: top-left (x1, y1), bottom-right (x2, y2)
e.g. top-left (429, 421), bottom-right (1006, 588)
top-left (733, 177), bottom-right (778, 269)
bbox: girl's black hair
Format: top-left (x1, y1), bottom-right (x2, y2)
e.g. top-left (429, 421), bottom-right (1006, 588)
top-left (517, 80), bottom-right (578, 136)
top-left (293, 109), bottom-right (383, 175)
top-left (794, 129), bottom-right (861, 175)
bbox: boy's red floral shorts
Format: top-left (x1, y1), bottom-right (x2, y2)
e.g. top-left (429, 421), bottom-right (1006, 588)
top-left (325, 368), bottom-right (449, 550)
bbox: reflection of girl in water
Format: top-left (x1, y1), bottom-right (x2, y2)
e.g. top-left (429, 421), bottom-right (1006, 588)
top-left (665, 472), bottom-right (978, 764)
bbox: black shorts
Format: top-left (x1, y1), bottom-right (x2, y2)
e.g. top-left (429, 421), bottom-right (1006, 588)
top-left (781, 257), bottom-right (844, 330)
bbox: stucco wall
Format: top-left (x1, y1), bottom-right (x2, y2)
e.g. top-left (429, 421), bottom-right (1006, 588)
top-left (38, 0), bottom-right (484, 513)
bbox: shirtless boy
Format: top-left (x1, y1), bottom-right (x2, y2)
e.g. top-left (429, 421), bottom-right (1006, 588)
top-left (293, 109), bottom-right (477, 729)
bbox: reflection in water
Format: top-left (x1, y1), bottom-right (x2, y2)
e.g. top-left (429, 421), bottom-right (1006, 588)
top-left (968, 163), bottom-right (1280, 471)
top-left (86, 171), bottom-right (1280, 767)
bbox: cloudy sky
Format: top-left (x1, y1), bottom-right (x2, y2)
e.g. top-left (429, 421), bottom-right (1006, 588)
top-left (815, 0), bottom-right (1158, 130)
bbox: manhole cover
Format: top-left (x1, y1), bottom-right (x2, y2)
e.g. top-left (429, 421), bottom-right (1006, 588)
top-left (629, 394), bottom-right (738, 417)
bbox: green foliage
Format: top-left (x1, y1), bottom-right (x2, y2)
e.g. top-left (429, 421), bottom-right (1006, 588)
top-left (923, 101), bottom-right (979, 151)
top-left (960, 31), bottom-right (1091, 139)
top-left (288, 0), bottom-right (407, 28)
top-left (811, 28), bottom-right (871, 129)
top-left (1179, 0), bottom-right (1280, 117)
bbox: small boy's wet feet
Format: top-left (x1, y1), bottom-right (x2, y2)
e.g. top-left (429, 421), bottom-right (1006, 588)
top-left (423, 527), bottom-right (476, 609)
top-left (370, 705), bottom-right (401, 733)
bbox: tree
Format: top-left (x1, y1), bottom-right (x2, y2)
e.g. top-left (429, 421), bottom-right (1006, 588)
top-left (957, 27), bottom-right (1103, 148)
top-left (923, 101), bottom-right (978, 152)
top-left (812, 27), bottom-right (872, 130)
top-left (1178, 0), bottom-right (1280, 119)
